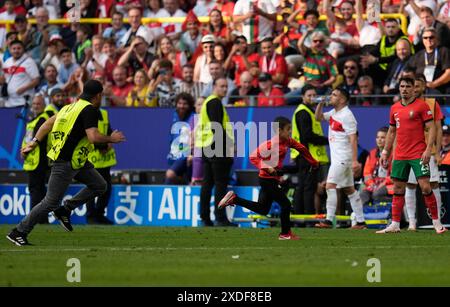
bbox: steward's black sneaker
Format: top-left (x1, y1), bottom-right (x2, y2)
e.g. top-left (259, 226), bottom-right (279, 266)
top-left (6, 229), bottom-right (31, 246)
top-left (53, 206), bottom-right (73, 232)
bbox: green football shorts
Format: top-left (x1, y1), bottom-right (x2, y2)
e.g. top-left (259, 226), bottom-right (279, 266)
top-left (391, 159), bottom-right (430, 182)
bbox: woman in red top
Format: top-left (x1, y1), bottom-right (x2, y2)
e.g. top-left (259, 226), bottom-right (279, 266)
top-left (218, 117), bottom-right (319, 240)
top-left (206, 9), bottom-right (232, 46)
top-left (154, 35), bottom-right (186, 79)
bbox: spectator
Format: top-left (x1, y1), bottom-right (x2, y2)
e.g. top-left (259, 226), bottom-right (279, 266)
top-left (228, 71), bottom-right (259, 106)
top-left (14, 15), bottom-right (29, 45)
top-left (118, 35), bottom-right (155, 79)
top-left (201, 59), bottom-right (236, 105)
top-left (259, 37), bottom-right (288, 88)
top-left (360, 18), bottom-right (409, 82)
top-left (157, 0), bottom-right (187, 42)
top-left (327, 18), bottom-right (353, 59)
top-left (233, 0), bottom-right (277, 45)
top-left (213, 0), bottom-right (235, 18)
top-left (27, 0), bottom-right (58, 19)
top-left (438, 0), bottom-right (450, 27)
top-left (144, 0), bottom-right (165, 41)
top-left (407, 27), bottom-right (450, 93)
top-left (441, 124), bottom-right (450, 165)
top-left (57, 48), bottom-right (79, 84)
top-left (193, 0), bottom-right (216, 17)
top-left (338, 59), bottom-right (360, 97)
top-left (27, 7), bottom-right (59, 63)
top-left (206, 9), bottom-right (232, 46)
top-left (62, 66), bottom-right (88, 102)
top-left (382, 0), bottom-right (401, 13)
top-left (73, 24), bottom-right (92, 66)
top-left (60, 21), bottom-right (79, 50)
top-left (383, 38), bottom-right (414, 94)
top-left (104, 65), bottom-right (133, 106)
top-left (177, 64), bottom-right (205, 101)
top-left (40, 33), bottom-right (69, 70)
top-left (152, 35), bottom-right (187, 79)
top-left (39, 64), bottom-right (63, 105)
top-left (414, 5), bottom-right (450, 50)
top-left (360, 127), bottom-right (394, 205)
top-left (165, 92), bottom-right (195, 184)
top-left (119, 7), bottom-right (153, 49)
top-left (0, 40), bottom-right (40, 108)
top-left (257, 72), bottom-right (285, 107)
top-left (401, 0), bottom-right (437, 38)
top-left (223, 35), bottom-right (260, 87)
top-left (356, 75), bottom-right (381, 106)
top-left (100, 38), bottom-right (120, 83)
top-left (86, 35), bottom-right (108, 76)
top-left (194, 34), bottom-right (216, 85)
top-left (102, 11), bottom-right (128, 47)
top-left (299, 30), bottom-right (338, 94)
top-left (126, 69), bottom-right (155, 107)
top-left (323, 0), bottom-right (359, 53)
top-left (287, 9), bottom-right (329, 50)
top-left (79, 0), bottom-right (98, 18)
top-left (179, 10), bottom-right (203, 59)
top-left (213, 42), bottom-right (227, 65)
top-left (0, 0), bottom-right (16, 22)
top-left (1, 31), bottom-right (18, 63)
top-left (148, 59), bottom-right (182, 107)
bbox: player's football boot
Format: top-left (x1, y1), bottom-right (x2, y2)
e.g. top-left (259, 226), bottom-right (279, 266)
top-left (376, 223), bottom-right (401, 234)
top-left (351, 222), bottom-right (368, 230)
top-left (278, 230), bottom-right (300, 240)
top-left (315, 220), bottom-right (333, 229)
top-left (218, 191), bottom-right (236, 209)
top-left (53, 206), bottom-right (73, 232)
top-left (435, 225), bottom-right (448, 234)
top-left (6, 228), bottom-right (31, 246)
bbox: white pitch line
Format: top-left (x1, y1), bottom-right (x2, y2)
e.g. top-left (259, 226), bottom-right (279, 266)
top-left (1, 245), bottom-right (450, 253)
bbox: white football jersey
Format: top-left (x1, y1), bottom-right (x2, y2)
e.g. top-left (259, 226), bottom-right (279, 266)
top-left (323, 106), bottom-right (357, 164)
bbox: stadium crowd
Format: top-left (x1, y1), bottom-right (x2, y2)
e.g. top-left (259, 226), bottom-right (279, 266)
top-left (1, 0), bottom-right (450, 109)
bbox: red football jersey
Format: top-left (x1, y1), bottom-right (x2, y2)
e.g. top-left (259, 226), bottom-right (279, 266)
top-left (389, 98), bottom-right (434, 160)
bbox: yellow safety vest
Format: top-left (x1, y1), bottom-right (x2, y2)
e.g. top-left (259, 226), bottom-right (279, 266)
top-left (291, 104), bottom-right (329, 163)
top-left (44, 104), bottom-right (60, 155)
top-left (379, 35), bottom-right (412, 70)
top-left (194, 94), bottom-right (234, 149)
top-left (88, 108), bottom-right (117, 168)
top-left (47, 99), bottom-right (94, 169)
top-left (22, 112), bottom-right (50, 171)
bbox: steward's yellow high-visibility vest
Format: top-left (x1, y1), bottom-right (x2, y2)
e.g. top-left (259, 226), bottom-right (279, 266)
top-left (194, 94), bottom-right (234, 149)
top-left (88, 108), bottom-right (117, 168)
top-left (291, 104), bottom-right (329, 163)
top-left (47, 99), bottom-right (94, 169)
top-left (22, 112), bottom-right (50, 171)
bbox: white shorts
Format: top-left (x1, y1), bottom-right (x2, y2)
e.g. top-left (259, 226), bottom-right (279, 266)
top-left (326, 162), bottom-right (354, 188)
top-left (407, 155), bottom-right (439, 183)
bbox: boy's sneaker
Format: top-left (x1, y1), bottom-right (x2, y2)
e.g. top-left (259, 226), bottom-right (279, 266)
top-left (435, 225), bottom-right (448, 234)
top-left (315, 220), bottom-right (333, 229)
top-left (218, 191), bottom-right (236, 209)
top-left (351, 222), bottom-right (368, 230)
top-left (278, 231), bottom-right (300, 240)
top-left (376, 223), bottom-right (401, 234)
top-left (53, 206), bottom-right (73, 232)
top-left (6, 228), bottom-right (31, 246)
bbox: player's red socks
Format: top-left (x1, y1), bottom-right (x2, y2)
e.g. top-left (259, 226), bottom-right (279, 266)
top-left (424, 192), bottom-right (439, 220)
top-left (392, 194), bottom-right (405, 223)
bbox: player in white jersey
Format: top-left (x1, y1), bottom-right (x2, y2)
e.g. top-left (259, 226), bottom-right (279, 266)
top-left (314, 87), bottom-right (367, 229)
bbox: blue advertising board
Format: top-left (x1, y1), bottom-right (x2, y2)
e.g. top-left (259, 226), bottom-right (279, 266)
top-left (0, 184), bottom-right (261, 227)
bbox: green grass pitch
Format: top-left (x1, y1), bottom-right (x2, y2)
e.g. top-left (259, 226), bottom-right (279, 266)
top-left (1, 225), bottom-right (450, 286)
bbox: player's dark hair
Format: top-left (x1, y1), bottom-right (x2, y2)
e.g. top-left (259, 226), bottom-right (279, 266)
top-left (301, 84), bottom-right (316, 96)
top-left (274, 116), bottom-right (291, 130)
top-left (334, 86), bottom-right (350, 101)
top-left (415, 74), bottom-right (427, 83)
top-left (378, 126), bottom-right (389, 133)
top-left (399, 76), bottom-right (415, 85)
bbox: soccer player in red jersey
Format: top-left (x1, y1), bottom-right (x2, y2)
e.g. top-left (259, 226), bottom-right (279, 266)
top-left (377, 77), bottom-right (447, 234)
top-left (218, 117), bottom-right (319, 240)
